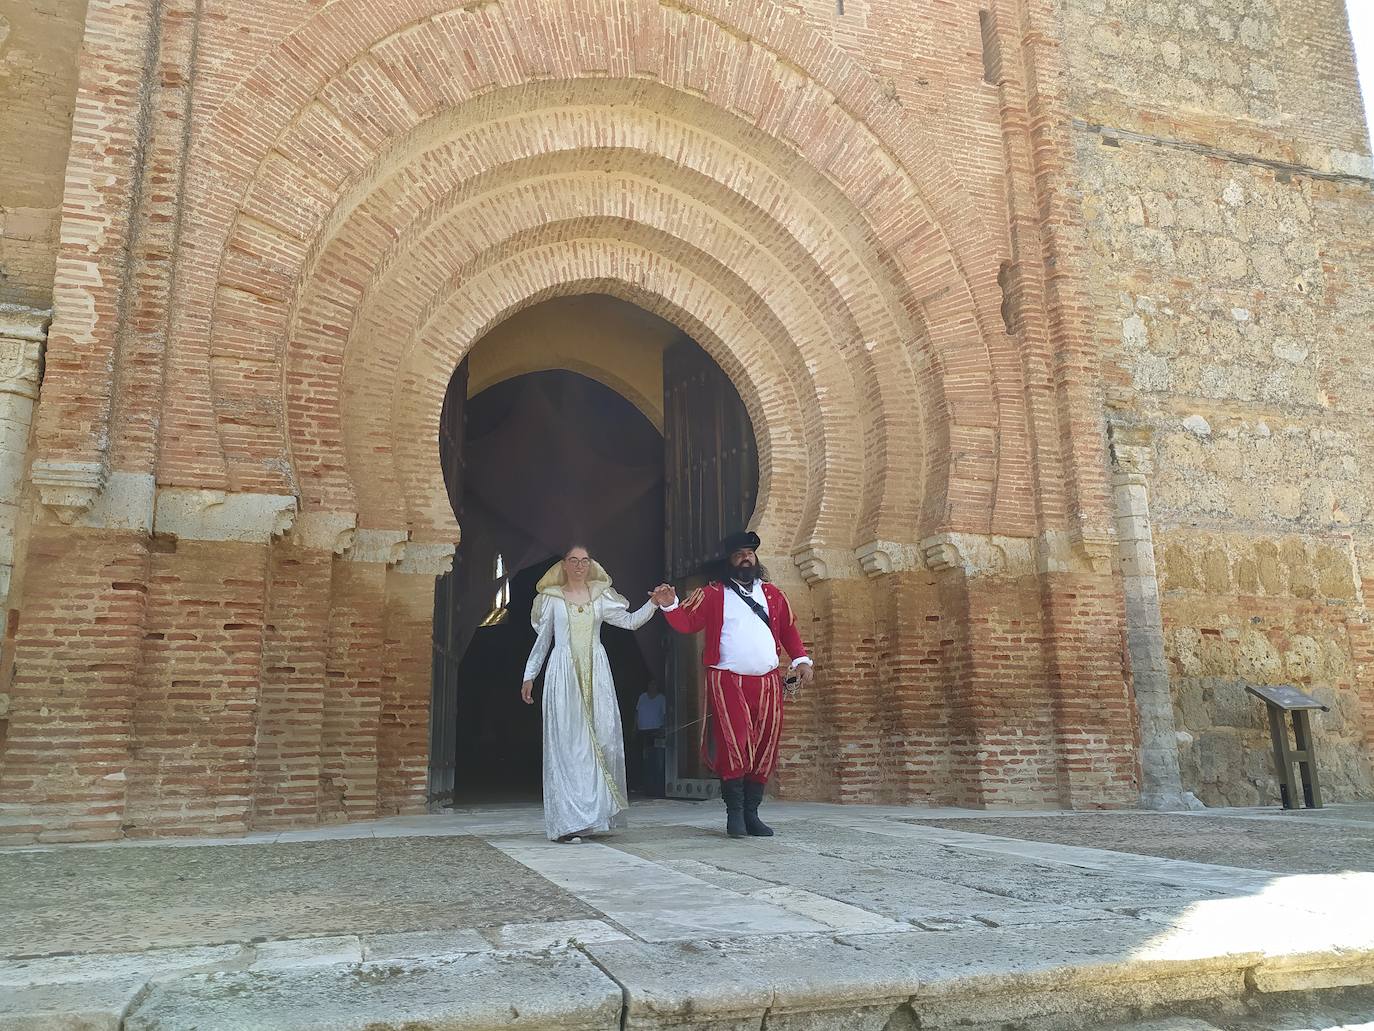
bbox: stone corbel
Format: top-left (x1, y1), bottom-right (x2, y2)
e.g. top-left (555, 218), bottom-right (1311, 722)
top-left (854, 540), bottom-right (922, 578)
top-left (1070, 528), bottom-right (1117, 576)
top-left (346, 528), bottom-right (409, 565)
top-left (1035, 530), bottom-right (1073, 575)
top-left (919, 532), bottom-right (1037, 579)
top-left (290, 510), bottom-right (358, 554)
top-left (32, 460), bottom-right (107, 525)
top-left (153, 488), bottom-right (297, 543)
top-left (921, 533), bottom-right (964, 574)
top-left (792, 546), bottom-right (862, 585)
top-left (792, 548), bottom-right (830, 585)
top-left (395, 541), bottom-right (455, 577)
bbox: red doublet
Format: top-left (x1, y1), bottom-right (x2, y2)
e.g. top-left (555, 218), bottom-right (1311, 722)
top-left (663, 582), bottom-right (808, 781)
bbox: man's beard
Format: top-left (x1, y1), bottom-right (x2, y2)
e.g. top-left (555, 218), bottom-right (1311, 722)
top-left (729, 561), bottom-right (767, 585)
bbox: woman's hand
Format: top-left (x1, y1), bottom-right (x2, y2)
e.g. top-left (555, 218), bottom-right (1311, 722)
top-left (521, 680), bottom-right (534, 705)
top-left (649, 584), bottom-right (677, 607)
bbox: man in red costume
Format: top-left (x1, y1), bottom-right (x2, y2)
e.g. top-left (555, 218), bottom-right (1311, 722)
top-left (652, 531), bottom-right (814, 838)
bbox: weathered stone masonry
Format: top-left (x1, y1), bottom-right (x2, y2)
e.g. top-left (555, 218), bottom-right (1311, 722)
top-left (0, 0), bottom-right (1369, 840)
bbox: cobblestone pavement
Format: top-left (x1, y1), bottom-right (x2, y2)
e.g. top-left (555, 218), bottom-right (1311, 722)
top-left (2, 834), bottom-right (594, 956)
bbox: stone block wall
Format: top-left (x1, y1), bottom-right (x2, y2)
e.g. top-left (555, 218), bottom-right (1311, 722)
top-left (0, 0), bottom-right (86, 309)
top-left (1067, 0), bottom-right (1374, 806)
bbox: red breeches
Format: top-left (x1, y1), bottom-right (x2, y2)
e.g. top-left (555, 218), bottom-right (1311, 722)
top-left (704, 668), bottom-right (783, 783)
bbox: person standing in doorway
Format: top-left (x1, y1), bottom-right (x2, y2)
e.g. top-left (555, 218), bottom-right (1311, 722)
top-left (522, 546), bottom-right (661, 843)
top-left (651, 531), bottom-right (814, 838)
top-left (634, 681), bottom-right (667, 796)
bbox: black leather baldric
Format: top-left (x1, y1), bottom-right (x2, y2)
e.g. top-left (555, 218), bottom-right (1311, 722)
top-left (726, 579), bottom-right (772, 629)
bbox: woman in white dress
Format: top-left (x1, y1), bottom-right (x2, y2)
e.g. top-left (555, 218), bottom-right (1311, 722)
top-left (520, 546), bottom-right (660, 842)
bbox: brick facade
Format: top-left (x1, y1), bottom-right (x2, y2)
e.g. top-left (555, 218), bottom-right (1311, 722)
top-left (0, 0), bottom-right (1369, 840)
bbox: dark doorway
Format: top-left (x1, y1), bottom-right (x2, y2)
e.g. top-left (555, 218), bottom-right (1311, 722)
top-left (428, 301), bottom-right (758, 807)
top-left (432, 368), bottom-right (664, 805)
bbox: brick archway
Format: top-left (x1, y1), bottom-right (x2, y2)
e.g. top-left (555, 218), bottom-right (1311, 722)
top-left (96, 3), bottom-right (1022, 553)
top-left (7, 0), bottom-right (1153, 842)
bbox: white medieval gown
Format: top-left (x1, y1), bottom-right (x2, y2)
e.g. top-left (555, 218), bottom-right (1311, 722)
top-left (522, 562), bottom-right (657, 840)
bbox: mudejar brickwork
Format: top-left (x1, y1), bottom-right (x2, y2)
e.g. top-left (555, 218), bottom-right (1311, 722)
top-left (0, 0), bottom-right (1370, 841)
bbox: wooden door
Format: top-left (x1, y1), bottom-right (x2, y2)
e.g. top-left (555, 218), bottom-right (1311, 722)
top-left (662, 340), bottom-right (758, 797)
top-left (429, 359), bottom-right (469, 804)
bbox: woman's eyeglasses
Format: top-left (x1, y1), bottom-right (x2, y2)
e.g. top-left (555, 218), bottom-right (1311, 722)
top-left (565, 557), bottom-right (592, 567)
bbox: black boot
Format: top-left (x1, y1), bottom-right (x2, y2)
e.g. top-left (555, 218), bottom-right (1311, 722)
top-left (742, 780), bottom-right (774, 837)
top-left (720, 779), bottom-right (747, 838)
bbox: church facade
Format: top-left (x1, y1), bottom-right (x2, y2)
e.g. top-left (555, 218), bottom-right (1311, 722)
top-left (0, 0), bottom-right (1370, 841)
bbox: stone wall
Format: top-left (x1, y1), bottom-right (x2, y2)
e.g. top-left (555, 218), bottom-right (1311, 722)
top-left (1067, 0), bottom-right (1374, 805)
top-left (0, 0), bottom-right (86, 308)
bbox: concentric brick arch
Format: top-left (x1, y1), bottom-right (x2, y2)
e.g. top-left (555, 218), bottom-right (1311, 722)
top-left (174, 0), bottom-right (1017, 567)
top-left (380, 246), bottom-right (815, 550)
top-left (272, 91), bottom-right (921, 554)
top-left (338, 206), bottom-right (859, 547)
top-left (374, 223), bottom-right (823, 536)
top-left (293, 156), bottom-right (872, 538)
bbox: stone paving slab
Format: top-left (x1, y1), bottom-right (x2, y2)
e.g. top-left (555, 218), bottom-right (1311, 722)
top-left (0, 979), bottom-right (147, 1031)
top-left (491, 838), bottom-right (831, 941)
top-left (583, 918), bottom-right (1261, 1030)
top-left (122, 950), bottom-right (622, 1031)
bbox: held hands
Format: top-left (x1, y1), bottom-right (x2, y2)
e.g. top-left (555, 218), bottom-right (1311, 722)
top-left (520, 680), bottom-right (534, 705)
top-left (647, 583), bottom-right (704, 610)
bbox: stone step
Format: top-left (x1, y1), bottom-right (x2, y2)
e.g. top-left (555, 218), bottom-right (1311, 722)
top-left (5, 921), bottom-right (1373, 1031)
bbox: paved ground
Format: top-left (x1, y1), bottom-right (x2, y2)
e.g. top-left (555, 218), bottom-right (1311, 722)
top-left (3, 801), bottom-right (1373, 1029)
top-left (911, 808), bottom-right (1374, 875)
top-left (5, 835), bottom-right (594, 955)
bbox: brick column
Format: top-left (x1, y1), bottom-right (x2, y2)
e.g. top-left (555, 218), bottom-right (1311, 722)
top-left (876, 570), bottom-right (957, 805)
top-left (0, 525), bottom-right (150, 843)
top-left (124, 538), bottom-right (270, 837)
top-left (322, 530), bottom-right (404, 822)
top-left (921, 535), bottom-right (1060, 808)
top-left (1038, 562), bottom-right (1141, 808)
top-left (249, 514), bottom-right (356, 829)
top-left (784, 548), bottom-right (878, 802)
top-left (377, 543), bottom-right (453, 816)
top-left (1108, 422), bottom-right (1199, 810)
top-left (856, 541), bottom-right (957, 805)
top-left (30, 0), bottom-right (161, 489)
top-left (120, 489), bottom-right (293, 837)
top-left (811, 576), bottom-right (880, 802)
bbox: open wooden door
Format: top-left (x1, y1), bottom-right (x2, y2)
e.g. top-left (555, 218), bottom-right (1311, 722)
top-left (429, 359), bottom-right (469, 805)
top-left (662, 340), bottom-right (759, 798)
